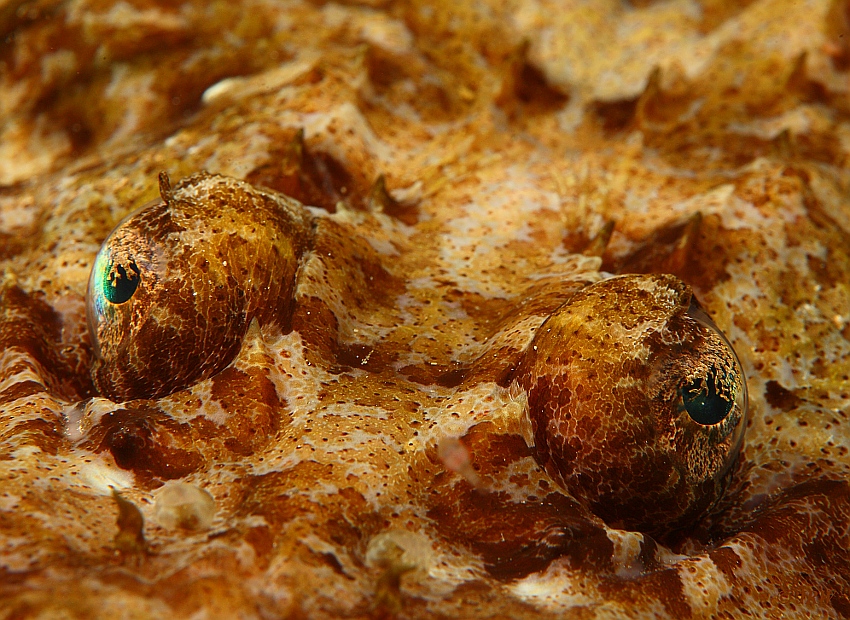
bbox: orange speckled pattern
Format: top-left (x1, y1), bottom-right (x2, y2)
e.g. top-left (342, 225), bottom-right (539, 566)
top-left (2, 1), bottom-right (850, 618)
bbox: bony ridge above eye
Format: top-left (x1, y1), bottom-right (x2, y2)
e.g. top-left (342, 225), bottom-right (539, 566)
top-left (87, 172), bottom-right (314, 402)
top-left (514, 273), bottom-right (747, 535)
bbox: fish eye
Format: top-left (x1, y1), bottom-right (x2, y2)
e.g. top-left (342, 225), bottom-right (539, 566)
top-left (679, 371), bottom-right (734, 426)
top-left (86, 218), bottom-right (152, 366)
top-left (87, 172), bottom-right (313, 402)
top-left (101, 260), bottom-right (141, 304)
top-left (515, 274), bottom-right (748, 535)
top-left (681, 298), bottom-right (748, 435)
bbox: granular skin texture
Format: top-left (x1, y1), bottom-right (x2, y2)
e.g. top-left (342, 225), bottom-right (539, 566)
top-left (2, 1), bottom-right (850, 618)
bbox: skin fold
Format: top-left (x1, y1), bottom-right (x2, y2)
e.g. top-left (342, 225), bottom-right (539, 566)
top-left (1, 1), bottom-right (850, 618)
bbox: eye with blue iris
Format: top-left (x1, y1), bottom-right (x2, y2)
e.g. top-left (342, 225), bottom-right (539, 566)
top-left (102, 260), bottom-right (141, 304)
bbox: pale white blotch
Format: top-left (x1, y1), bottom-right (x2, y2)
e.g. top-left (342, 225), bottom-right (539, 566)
top-left (678, 555), bottom-right (732, 614)
top-left (366, 529), bottom-right (435, 575)
top-left (154, 482), bottom-right (216, 531)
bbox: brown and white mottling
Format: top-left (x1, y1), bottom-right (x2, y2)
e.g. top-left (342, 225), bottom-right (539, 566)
top-left (2, 1), bottom-right (850, 618)
top-left (88, 173), bottom-right (313, 401)
top-left (516, 273), bottom-right (747, 537)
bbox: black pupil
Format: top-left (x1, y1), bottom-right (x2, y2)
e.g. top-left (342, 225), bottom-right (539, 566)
top-left (680, 372), bottom-right (733, 426)
top-left (104, 260), bottom-right (140, 304)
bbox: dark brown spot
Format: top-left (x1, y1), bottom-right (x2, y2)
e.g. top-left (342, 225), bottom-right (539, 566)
top-left (427, 486), bottom-right (612, 581)
top-left (708, 547), bottom-right (742, 582)
top-left (764, 380), bottom-right (803, 410)
top-left (90, 407), bottom-right (203, 481)
top-left (832, 594), bottom-right (850, 619)
top-left (496, 41), bottom-right (568, 119)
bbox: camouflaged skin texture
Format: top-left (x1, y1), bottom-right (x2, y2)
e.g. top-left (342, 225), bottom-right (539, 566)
top-left (88, 173), bottom-right (314, 401)
top-left (516, 273), bottom-right (747, 537)
top-left (2, 1), bottom-right (850, 619)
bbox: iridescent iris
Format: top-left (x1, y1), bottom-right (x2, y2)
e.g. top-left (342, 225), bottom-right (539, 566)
top-left (101, 260), bottom-right (140, 304)
top-left (87, 243), bottom-right (143, 361)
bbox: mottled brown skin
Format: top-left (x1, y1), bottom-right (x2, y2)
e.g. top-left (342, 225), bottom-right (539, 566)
top-left (516, 274), bottom-right (746, 535)
top-left (89, 173), bottom-right (313, 401)
top-left (90, 189), bottom-right (746, 535)
top-left (2, 1), bottom-right (850, 619)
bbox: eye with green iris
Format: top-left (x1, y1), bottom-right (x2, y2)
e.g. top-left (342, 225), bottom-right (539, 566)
top-left (102, 260), bottom-right (141, 304)
top-left (679, 371), bottom-right (734, 426)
